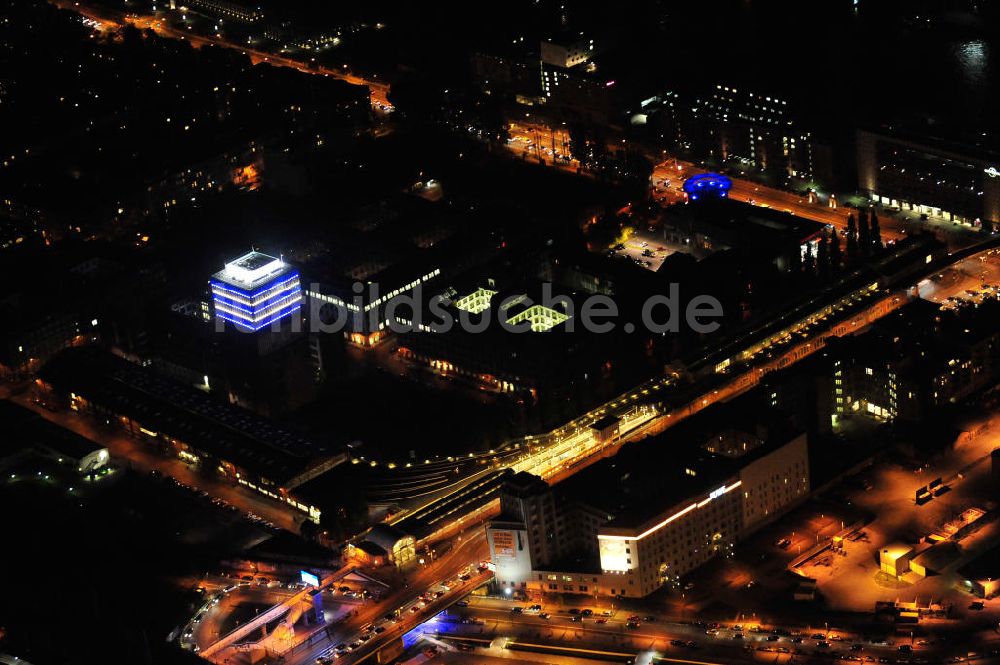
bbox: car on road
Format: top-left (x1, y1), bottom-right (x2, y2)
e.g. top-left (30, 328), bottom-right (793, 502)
top-left (454, 600), bottom-right (469, 607)
top-left (969, 601), bottom-right (985, 611)
top-left (595, 618), bottom-right (607, 624)
top-left (580, 608), bottom-right (593, 616)
top-left (539, 612), bottom-right (550, 619)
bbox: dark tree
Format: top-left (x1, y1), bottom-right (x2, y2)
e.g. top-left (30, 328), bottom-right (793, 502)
top-left (474, 98), bottom-right (509, 145)
top-left (846, 214), bottom-right (859, 264)
top-left (787, 241), bottom-right (802, 275)
top-left (829, 227), bottom-right (843, 273)
top-left (817, 229), bottom-right (830, 279)
top-left (803, 243), bottom-right (816, 277)
top-left (858, 208), bottom-right (871, 257)
top-left (568, 122), bottom-right (608, 169)
top-left (870, 209), bottom-right (883, 252)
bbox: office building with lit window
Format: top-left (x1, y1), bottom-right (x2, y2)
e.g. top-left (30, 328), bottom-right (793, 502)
top-left (827, 297), bottom-right (1000, 428)
top-left (472, 33), bottom-right (622, 124)
top-left (670, 85), bottom-right (815, 182)
top-left (857, 128), bottom-right (1000, 230)
top-left (303, 263), bottom-right (442, 349)
top-left (488, 405), bottom-right (809, 598)
top-left (210, 251), bottom-right (302, 332)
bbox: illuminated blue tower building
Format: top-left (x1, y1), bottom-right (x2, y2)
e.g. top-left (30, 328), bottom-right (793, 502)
top-left (210, 251), bottom-right (302, 332)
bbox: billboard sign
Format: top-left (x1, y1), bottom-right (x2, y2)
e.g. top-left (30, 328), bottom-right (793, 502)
top-left (492, 530), bottom-right (515, 558)
top-left (300, 570), bottom-right (320, 587)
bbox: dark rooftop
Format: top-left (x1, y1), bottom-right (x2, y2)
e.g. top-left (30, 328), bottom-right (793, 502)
top-left (670, 197), bottom-right (827, 248)
top-left (39, 346), bottom-right (336, 485)
top-left (557, 398), bottom-right (802, 530)
top-left (959, 544), bottom-right (1000, 583)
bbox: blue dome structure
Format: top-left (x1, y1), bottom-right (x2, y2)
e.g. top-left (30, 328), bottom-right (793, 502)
top-left (682, 173), bottom-right (733, 201)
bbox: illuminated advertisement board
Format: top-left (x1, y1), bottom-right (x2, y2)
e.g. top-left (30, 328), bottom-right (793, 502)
top-left (492, 530), bottom-right (515, 558)
top-left (598, 536), bottom-right (634, 572)
top-left (300, 570), bottom-right (320, 587)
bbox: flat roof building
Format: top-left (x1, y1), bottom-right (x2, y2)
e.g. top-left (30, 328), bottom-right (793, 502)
top-left (959, 546), bottom-right (1000, 599)
top-left (488, 401), bottom-right (810, 598)
top-left (857, 127), bottom-right (1000, 230)
top-left (659, 197), bottom-right (826, 275)
top-left (37, 346), bottom-right (345, 522)
top-left (210, 251), bottom-right (302, 332)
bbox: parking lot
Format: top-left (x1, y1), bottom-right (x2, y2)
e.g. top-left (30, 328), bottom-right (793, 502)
top-left (610, 229), bottom-right (673, 272)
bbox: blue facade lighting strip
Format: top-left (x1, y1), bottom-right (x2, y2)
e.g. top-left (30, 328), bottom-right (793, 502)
top-left (211, 284), bottom-right (301, 314)
top-left (209, 271), bottom-right (301, 301)
top-left (214, 293), bottom-right (302, 325)
top-left (216, 301), bottom-right (302, 331)
top-left (209, 276), bottom-right (301, 305)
